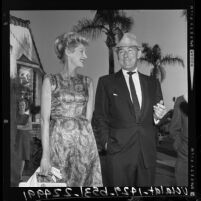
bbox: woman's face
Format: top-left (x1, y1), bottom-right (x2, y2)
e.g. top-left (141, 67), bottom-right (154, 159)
top-left (67, 44), bottom-right (87, 68)
top-left (19, 101), bottom-right (26, 114)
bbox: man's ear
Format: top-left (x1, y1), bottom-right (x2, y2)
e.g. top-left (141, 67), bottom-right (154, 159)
top-left (137, 50), bottom-right (142, 59)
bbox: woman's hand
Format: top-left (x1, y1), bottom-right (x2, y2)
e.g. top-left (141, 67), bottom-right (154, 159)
top-left (40, 157), bottom-right (51, 176)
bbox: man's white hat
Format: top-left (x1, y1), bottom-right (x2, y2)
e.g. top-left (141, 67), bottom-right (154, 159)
top-left (116, 32), bottom-right (142, 50)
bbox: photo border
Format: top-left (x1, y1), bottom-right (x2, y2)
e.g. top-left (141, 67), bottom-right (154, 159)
top-left (2, 0), bottom-right (198, 200)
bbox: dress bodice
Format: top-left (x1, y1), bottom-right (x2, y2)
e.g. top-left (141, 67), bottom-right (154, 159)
top-left (17, 114), bottom-right (29, 125)
top-left (46, 73), bottom-right (91, 120)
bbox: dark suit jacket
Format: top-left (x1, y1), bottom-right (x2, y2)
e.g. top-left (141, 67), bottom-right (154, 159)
top-left (94, 70), bottom-right (163, 168)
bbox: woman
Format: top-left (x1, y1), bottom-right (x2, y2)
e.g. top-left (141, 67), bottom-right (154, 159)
top-left (16, 99), bottom-right (32, 181)
top-left (40, 32), bottom-right (102, 186)
top-left (169, 93), bottom-right (188, 186)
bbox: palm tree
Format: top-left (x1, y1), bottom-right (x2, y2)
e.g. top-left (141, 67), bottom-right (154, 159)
top-left (139, 43), bottom-right (185, 82)
top-left (72, 10), bottom-right (134, 74)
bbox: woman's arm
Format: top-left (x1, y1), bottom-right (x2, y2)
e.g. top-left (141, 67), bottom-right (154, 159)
top-left (86, 78), bottom-right (94, 122)
top-left (93, 77), bottom-right (110, 150)
top-left (40, 76), bottom-right (52, 174)
top-left (17, 116), bottom-right (32, 130)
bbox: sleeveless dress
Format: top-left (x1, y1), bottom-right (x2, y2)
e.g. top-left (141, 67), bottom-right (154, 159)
top-left (46, 73), bottom-right (102, 187)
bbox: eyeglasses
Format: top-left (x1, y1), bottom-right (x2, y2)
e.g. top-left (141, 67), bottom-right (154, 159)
top-left (117, 47), bottom-right (138, 56)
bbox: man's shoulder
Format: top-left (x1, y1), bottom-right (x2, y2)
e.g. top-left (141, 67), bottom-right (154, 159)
top-left (98, 73), bottom-right (116, 82)
top-left (139, 72), bottom-right (149, 79)
top-left (138, 72), bottom-right (154, 82)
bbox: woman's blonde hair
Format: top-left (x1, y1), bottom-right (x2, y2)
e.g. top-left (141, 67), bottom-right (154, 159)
top-left (54, 32), bottom-right (89, 63)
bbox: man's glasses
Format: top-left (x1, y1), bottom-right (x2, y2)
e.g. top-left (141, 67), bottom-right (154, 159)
top-left (117, 46), bottom-right (138, 57)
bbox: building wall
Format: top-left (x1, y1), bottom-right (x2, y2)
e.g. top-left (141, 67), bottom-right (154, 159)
top-left (10, 18), bottom-right (44, 145)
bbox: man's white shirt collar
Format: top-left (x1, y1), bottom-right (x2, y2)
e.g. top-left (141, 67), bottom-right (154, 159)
top-left (122, 68), bottom-right (138, 77)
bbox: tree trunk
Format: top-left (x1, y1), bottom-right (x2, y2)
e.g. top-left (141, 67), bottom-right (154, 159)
top-left (151, 66), bottom-right (161, 82)
top-left (108, 46), bottom-right (115, 74)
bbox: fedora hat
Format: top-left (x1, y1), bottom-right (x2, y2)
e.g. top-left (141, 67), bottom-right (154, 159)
top-left (116, 32), bottom-right (142, 50)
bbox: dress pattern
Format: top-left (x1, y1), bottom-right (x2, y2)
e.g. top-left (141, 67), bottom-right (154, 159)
top-left (46, 73), bottom-right (102, 186)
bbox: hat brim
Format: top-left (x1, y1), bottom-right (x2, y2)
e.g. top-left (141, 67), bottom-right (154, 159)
top-left (115, 45), bottom-right (143, 51)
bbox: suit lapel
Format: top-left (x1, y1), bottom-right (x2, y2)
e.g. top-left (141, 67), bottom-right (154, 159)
top-left (115, 70), bottom-right (134, 111)
top-left (138, 72), bottom-right (148, 120)
top-left (115, 70), bottom-right (150, 120)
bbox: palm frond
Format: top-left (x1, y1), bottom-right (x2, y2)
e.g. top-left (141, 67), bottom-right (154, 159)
top-left (152, 44), bottom-right (161, 62)
top-left (72, 10), bottom-right (135, 74)
top-left (141, 43), bottom-right (154, 64)
top-left (72, 18), bottom-right (108, 40)
top-left (93, 10), bottom-right (134, 32)
top-left (93, 10), bottom-right (119, 25)
top-left (161, 55), bottom-right (185, 67)
top-left (150, 65), bottom-right (166, 82)
top-left (139, 42), bottom-right (184, 82)
top-left (113, 27), bottom-right (124, 43)
top-left (141, 43), bottom-right (152, 54)
top-left (112, 15), bottom-right (134, 33)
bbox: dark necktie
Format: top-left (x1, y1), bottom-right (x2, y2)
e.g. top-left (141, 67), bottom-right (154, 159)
top-left (127, 71), bottom-right (141, 122)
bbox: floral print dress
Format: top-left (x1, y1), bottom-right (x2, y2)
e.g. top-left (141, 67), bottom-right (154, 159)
top-left (46, 73), bottom-right (102, 187)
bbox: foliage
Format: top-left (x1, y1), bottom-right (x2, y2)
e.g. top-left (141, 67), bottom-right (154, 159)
top-left (72, 10), bottom-right (134, 74)
top-left (139, 43), bottom-right (184, 82)
top-left (16, 77), bottom-right (40, 115)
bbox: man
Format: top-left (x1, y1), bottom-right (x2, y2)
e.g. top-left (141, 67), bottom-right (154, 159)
top-left (169, 93), bottom-right (188, 186)
top-left (94, 33), bottom-right (167, 186)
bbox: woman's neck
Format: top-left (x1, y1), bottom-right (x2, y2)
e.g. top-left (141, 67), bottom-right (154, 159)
top-left (61, 63), bottom-right (77, 78)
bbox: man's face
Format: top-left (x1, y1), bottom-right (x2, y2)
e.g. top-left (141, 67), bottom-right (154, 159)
top-left (117, 46), bottom-right (139, 71)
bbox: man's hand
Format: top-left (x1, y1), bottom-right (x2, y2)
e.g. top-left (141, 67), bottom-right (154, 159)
top-left (153, 100), bottom-right (167, 121)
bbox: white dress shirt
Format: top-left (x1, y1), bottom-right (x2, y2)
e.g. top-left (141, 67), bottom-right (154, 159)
top-left (122, 68), bottom-right (160, 124)
top-left (122, 68), bottom-right (142, 108)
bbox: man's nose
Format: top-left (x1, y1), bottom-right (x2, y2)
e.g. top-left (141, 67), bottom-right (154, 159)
top-left (123, 51), bottom-right (129, 58)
